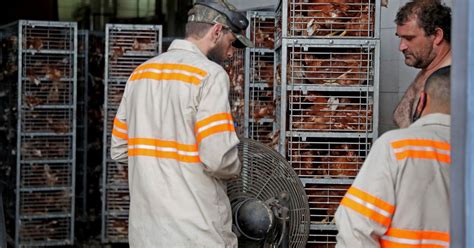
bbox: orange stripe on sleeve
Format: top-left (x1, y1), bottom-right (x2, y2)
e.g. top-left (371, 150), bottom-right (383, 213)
top-left (134, 63), bottom-right (208, 77)
top-left (195, 113), bottom-right (234, 131)
top-left (129, 71), bottom-right (202, 85)
top-left (113, 118), bottom-right (127, 130)
top-left (112, 128), bottom-right (128, 140)
top-left (394, 150), bottom-right (451, 163)
top-left (391, 139), bottom-right (450, 150)
top-left (340, 197), bottom-right (392, 227)
top-left (347, 187), bottom-right (395, 214)
top-left (196, 123), bottom-right (235, 144)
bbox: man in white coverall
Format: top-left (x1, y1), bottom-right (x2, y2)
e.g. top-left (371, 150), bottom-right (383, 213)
top-left (335, 66), bottom-right (451, 247)
top-left (110, 0), bottom-right (253, 247)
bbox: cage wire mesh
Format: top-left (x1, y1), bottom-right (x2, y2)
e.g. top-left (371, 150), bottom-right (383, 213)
top-left (227, 138), bottom-right (310, 248)
top-left (102, 24), bottom-right (162, 243)
top-left (226, 48), bottom-right (245, 136)
top-left (0, 20), bottom-right (78, 247)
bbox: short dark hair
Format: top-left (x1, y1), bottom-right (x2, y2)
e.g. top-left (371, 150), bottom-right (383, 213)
top-left (395, 0), bottom-right (451, 43)
top-left (425, 65), bottom-right (451, 109)
top-left (185, 22), bottom-right (213, 39)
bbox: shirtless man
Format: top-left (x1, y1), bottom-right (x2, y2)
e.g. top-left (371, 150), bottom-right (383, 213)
top-left (393, 0), bottom-right (451, 128)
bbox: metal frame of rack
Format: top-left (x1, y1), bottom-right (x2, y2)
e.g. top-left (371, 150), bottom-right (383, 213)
top-left (275, 1), bottom-right (380, 246)
top-left (101, 24), bottom-right (162, 243)
top-left (76, 30), bottom-right (89, 220)
top-left (0, 20), bottom-right (78, 247)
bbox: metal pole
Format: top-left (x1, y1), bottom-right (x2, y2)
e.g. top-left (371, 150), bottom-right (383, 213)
top-left (450, 0), bottom-right (474, 247)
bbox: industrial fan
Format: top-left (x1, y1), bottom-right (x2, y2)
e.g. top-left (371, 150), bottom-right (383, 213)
top-left (228, 138), bottom-right (310, 248)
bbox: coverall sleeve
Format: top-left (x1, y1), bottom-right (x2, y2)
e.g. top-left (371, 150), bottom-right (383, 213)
top-left (195, 69), bottom-right (241, 180)
top-left (335, 136), bottom-right (397, 248)
top-left (110, 94), bottom-right (128, 163)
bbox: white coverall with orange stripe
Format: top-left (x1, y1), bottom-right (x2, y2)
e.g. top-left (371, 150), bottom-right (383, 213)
top-left (335, 113), bottom-right (450, 248)
top-left (110, 39), bottom-right (241, 248)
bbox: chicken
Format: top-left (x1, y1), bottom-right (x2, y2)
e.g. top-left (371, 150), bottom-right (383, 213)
top-left (251, 27), bottom-right (275, 48)
top-left (321, 144), bottom-right (364, 177)
top-left (45, 66), bottom-right (62, 81)
top-left (303, 53), bottom-right (368, 85)
top-left (252, 60), bottom-right (274, 87)
top-left (306, 2), bottom-right (350, 36)
top-left (252, 103), bottom-right (274, 122)
top-left (110, 45), bottom-right (125, 61)
top-left (111, 219), bottom-right (128, 236)
top-left (132, 38), bottom-right (154, 51)
top-left (26, 68), bottom-right (41, 85)
top-left (27, 37), bottom-right (43, 50)
top-left (307, 184), bottom-right (348, 223)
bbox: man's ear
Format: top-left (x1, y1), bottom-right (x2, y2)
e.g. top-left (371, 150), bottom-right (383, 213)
top-left (433, 27), bottom-right (444, 46)
top-left (416, 91), bottom-right (427, 115)
top-left (210, 23), bottom-right (224, 43)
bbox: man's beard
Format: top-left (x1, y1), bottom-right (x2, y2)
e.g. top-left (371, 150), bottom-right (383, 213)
top-left (207, 40), bottom-right (227, 65)
top-left (404, 44), bottom-right (436, 69)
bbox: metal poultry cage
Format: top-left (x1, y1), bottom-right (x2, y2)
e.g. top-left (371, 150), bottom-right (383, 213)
top-left (0, 20), bottom-right (77, 247)
top-left (226, 48), bottom-right (245, 136)
top-left (275, 0), bottom-right (380, 40)
top-left (102, 24), bottom-right (162, 243)
top-left (273, 9), bottom-right (380, 245)
top-left (76, 30), bottom-right (89, 220)
top-left (244, 11), bottom-right (277, 147)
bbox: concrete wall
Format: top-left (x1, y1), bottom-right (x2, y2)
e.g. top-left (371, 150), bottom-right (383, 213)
top-left (378, 0), bottom-right (453, 134)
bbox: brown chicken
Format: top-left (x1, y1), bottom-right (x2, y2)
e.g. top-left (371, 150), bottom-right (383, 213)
top-left (320, 144), bottom-right (364, 177)
top-left (307, 184), bottom-right (348, 223)
top-left (252, 102), bottom-right (274, 121)
top-left (251, 27), bottom-right (275, 48)
top-left (303, 53), bottom-right (368, 85)
top-left (306, 2), bottom-right (350, 36)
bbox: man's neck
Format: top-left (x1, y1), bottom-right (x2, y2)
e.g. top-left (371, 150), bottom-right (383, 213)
top-left (424, 42), bottom-right (451, 73)
top-left (185, 37), bottom-right (210, 57)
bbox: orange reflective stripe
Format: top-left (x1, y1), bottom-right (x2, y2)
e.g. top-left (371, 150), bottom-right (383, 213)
top-left (347, 187), bottom-right (395, 214)
top-left (128, 138), bottom-right (198, 152)
top-left (112, 128), bottom-right (128, 140)
top-left (340, 196), bottom-right (392, 227)
top-left (196, 123), bottom-right (235, 144)
top-left (128, 148), bottom-right (200, 163)
top-left (385, 228), bottom-right (449, 243)
top-left (195, 113), bottom-right (234, 131)
top-left (129, 71), bottom-right (202, 85)
top-left (134, 63), bottom-right (208, 77)
top-left (380, 239), bottom-right (447, 248)
top-left (391, 139), bottom-right (450, 150)
top-left (113, 118), bottom-right (127, 130)
top-left (394, 150), bottom-right (451, 163)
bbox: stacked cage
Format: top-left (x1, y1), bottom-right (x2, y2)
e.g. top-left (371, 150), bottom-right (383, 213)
top-left (76, 30), bottom-right (89, 220)
top-left (0, 20), bottom-right (78, 247)
top-left (244, 11), bottom-right (279, 148)
top-left (102, 24), bottom-right (162, 243)
top-left (225, 48), bottom-right (245, 136)
top-left (275, 0), bottom-right (380, 246)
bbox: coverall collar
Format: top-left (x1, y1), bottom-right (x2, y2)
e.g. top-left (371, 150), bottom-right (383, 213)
top-left (410, 113), bottom-right (451, 128)
top-left (168, 39), bottom-right (207, 59)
